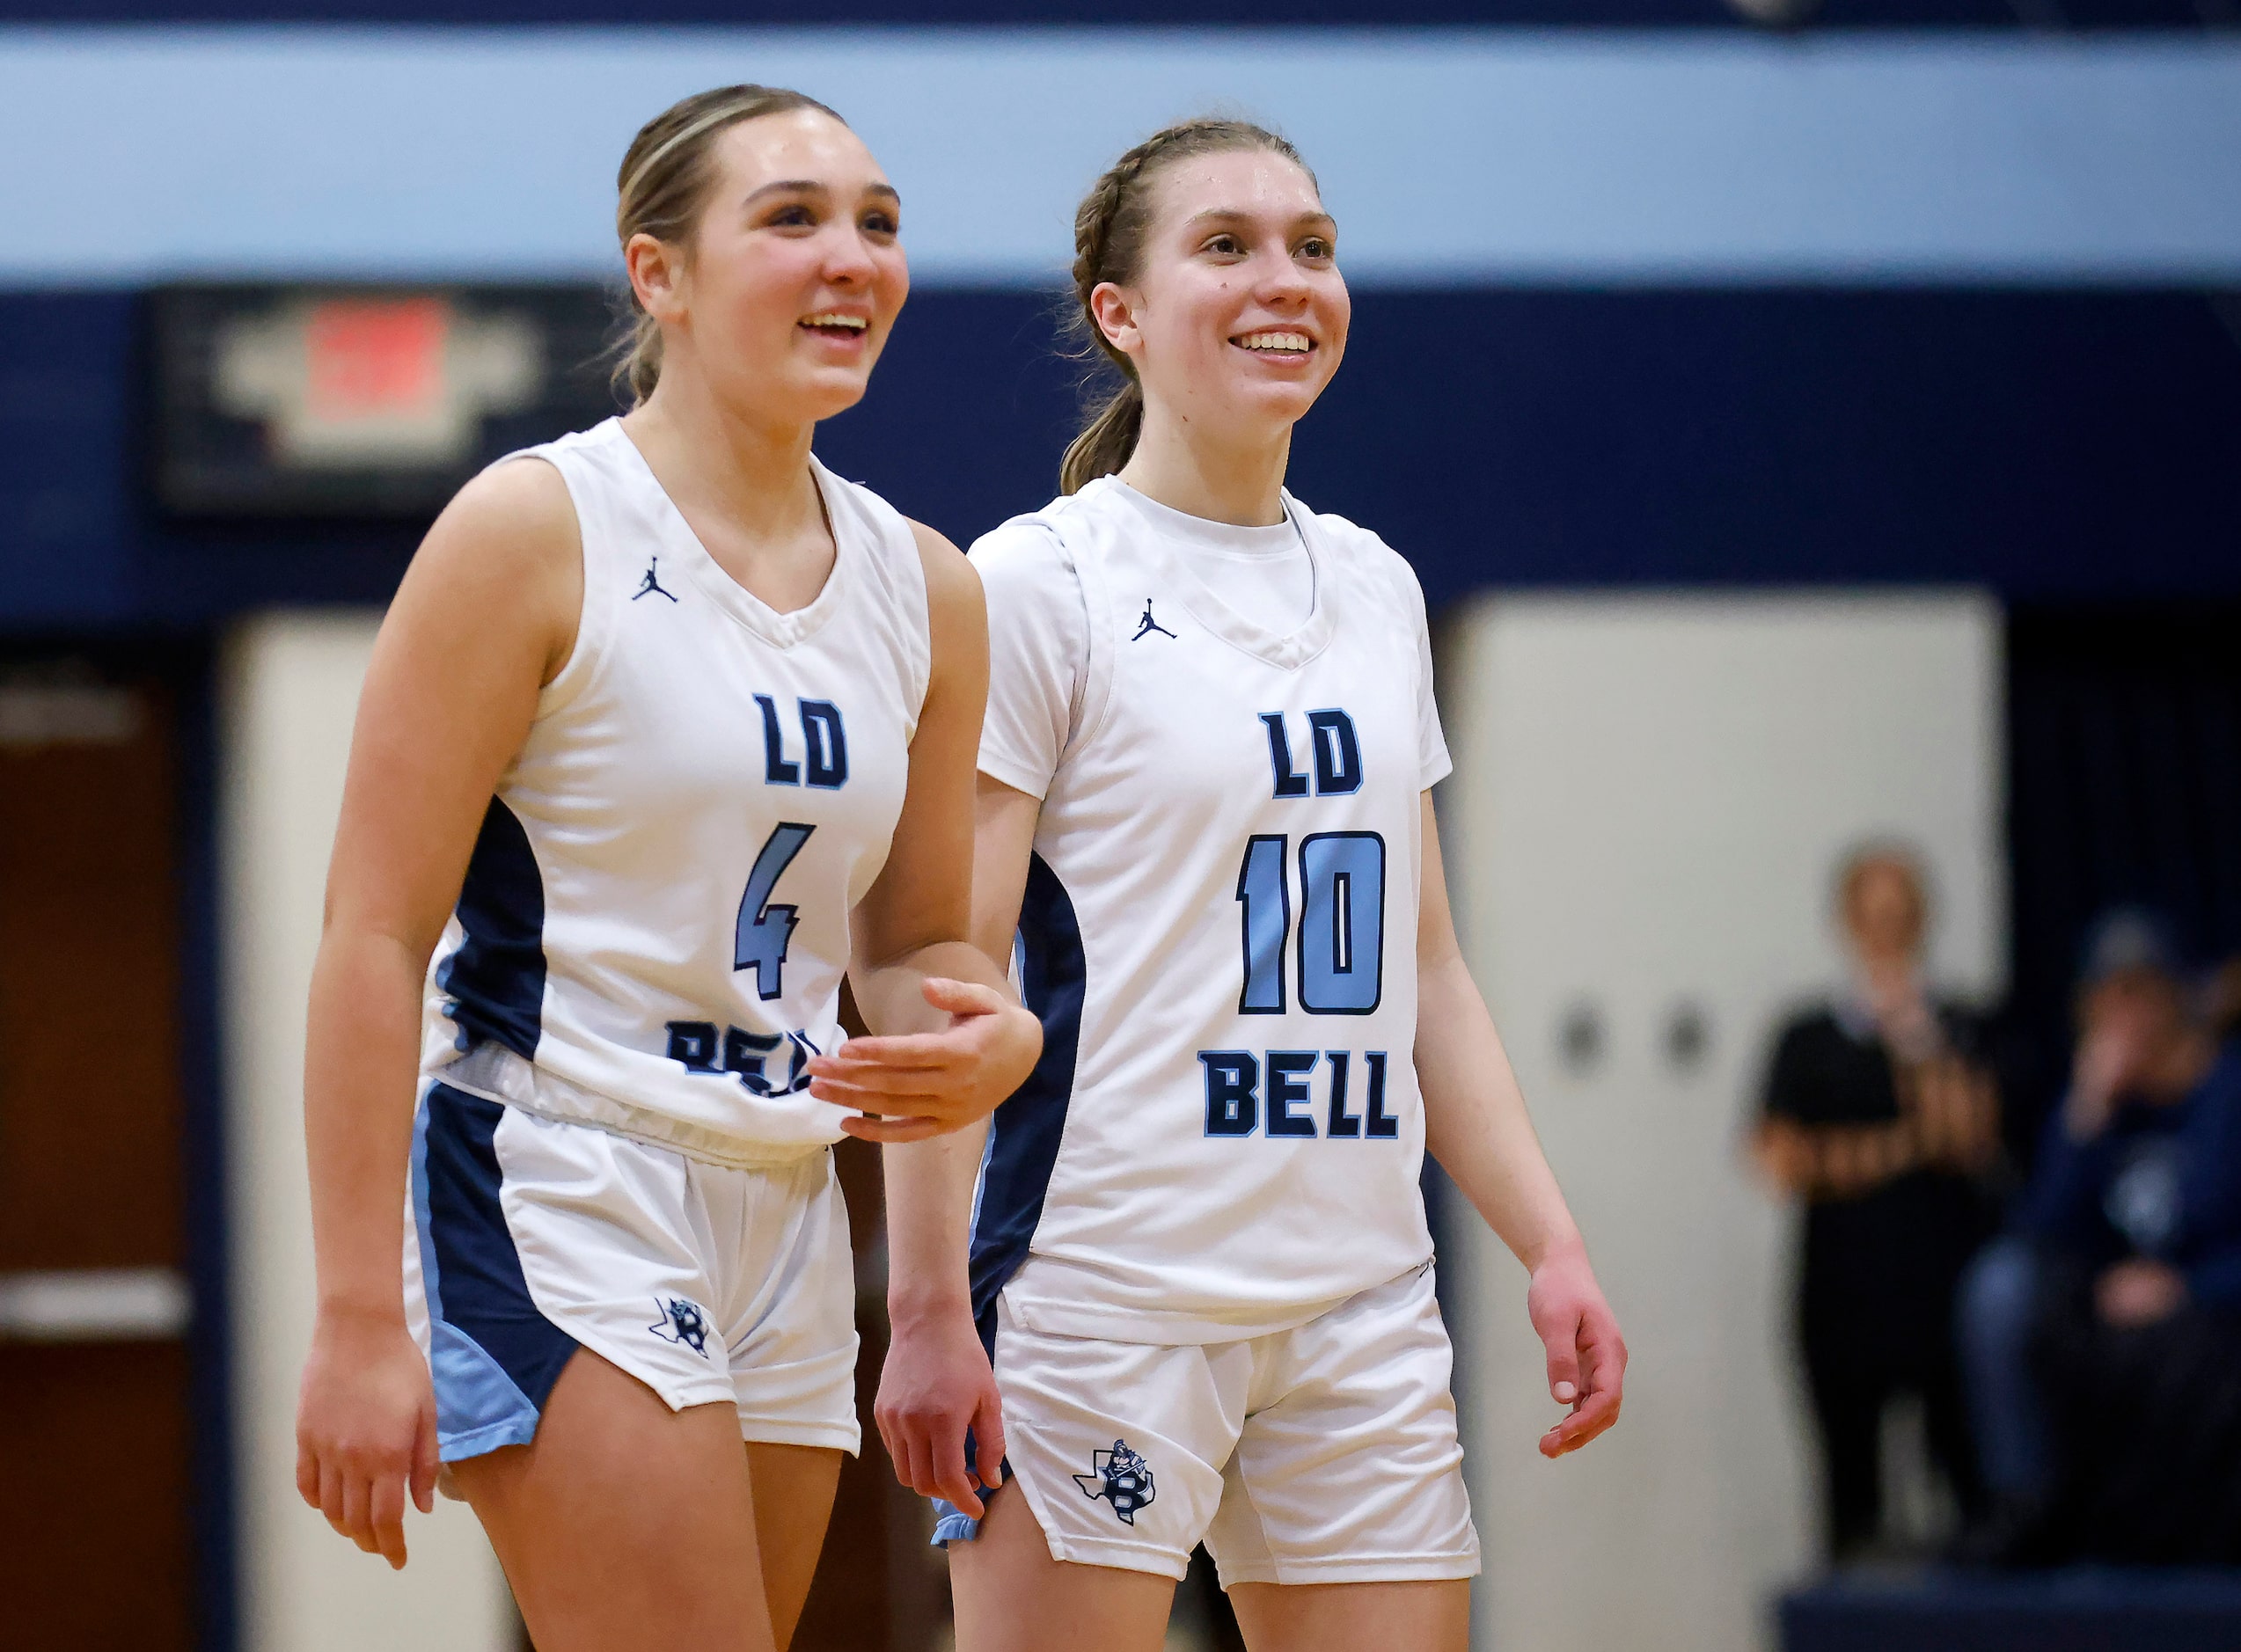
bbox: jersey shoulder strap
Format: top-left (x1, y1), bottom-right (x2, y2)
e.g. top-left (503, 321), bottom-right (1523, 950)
top-left (479, 418), bottom-right (648, 720)
top-left (1285, 492), bottom-right (1426, 617)
top-left (812, 462), bottom-right (934, 727)
top-left (1022, 488), bottom-right (1124, 761)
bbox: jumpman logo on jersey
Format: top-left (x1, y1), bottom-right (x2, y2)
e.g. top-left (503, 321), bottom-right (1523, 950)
top-left (1131, 599), bottom-right (1177, 641)
top-left (633, 555), bottom-right (677, 603)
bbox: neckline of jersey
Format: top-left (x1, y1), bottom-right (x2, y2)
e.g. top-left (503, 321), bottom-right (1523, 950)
top-left (1114, 480), bottom-right (1302, 558)
top-left (605, 419), bottom-right (855, 651)
top-left (1102, 479), bottom-right (1334, 671)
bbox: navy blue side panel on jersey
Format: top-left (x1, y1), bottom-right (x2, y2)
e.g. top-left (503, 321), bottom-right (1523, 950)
top-left (934, 856), bottom-right (1082, 1549)
top-left (967, 852), bottom-right (1085, 1344)
top-left (439, 796), bottom-right (547, 1059)
top-left (412, 1084), bottom-right (579, 1459)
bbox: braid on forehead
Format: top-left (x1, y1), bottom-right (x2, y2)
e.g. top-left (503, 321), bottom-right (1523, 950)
top-left (1068, 134), bottom-right (1167, 373)
top-left (1058, 118), bottom-right (1313, 496)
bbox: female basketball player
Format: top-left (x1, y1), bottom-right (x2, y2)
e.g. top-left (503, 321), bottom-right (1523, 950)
top-left (861, 120), bottom-right (1627, 1651)
top-left (293, 86), bottom-right (1040, 1652)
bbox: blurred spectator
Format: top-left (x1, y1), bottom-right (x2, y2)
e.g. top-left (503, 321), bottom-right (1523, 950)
top-left (1754, 844), bottom-right (2003, 1562)
top-left (1955, 911), bottom-right (2241, 1566)
top-left (2205, 953), bottom-right (2241, 1042)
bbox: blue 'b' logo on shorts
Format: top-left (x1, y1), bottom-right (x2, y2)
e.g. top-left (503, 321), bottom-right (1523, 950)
top-left (1074, 1438), bottom-right (1156, 1526)
top-left (648, 1296), bottom-right (714, 1356)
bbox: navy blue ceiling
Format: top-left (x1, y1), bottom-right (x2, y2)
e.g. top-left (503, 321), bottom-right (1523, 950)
top-left (0, 2), bottom-right (2227, 25)
top-left (4, 286), bottom-right (2236, 632)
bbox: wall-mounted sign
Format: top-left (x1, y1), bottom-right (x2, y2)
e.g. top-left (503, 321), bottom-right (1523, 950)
top-left (150, 284), bottom-right (621, 519)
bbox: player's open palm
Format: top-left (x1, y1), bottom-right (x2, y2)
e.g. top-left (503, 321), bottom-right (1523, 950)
top-left (811, 976), bottom-right (1043, 1142)
top-left (1527, 1246), bottom-right (1626, 1459)
top-left (876, 1305), bottom-right (1007, 1518)
top-left (296, 1309), bottom-right (440, 1568)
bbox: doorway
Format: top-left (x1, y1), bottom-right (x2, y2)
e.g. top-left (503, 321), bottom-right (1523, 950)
top-left (0, 655), bottom-right (203, 1649)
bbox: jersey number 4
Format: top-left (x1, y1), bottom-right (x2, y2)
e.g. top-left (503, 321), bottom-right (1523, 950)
top-left (1235, 831), bottom-right (1386, 1016)
top-left (736, 822), bottom-right (815, 1000)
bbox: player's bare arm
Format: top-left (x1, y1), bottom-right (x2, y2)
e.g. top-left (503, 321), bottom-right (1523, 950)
top-left (1414, 790), bottom-right (1628, 1458)
top-left (875, 773), bottom-right (1042, 1516)
top-left (808, 523), bottom-right (1042, 1142)
top-left (296, 456), bottom-right (581, 1568)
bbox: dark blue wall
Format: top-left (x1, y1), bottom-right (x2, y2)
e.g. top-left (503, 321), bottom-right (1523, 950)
top-left (5, 286), bottom-right (2234, 634)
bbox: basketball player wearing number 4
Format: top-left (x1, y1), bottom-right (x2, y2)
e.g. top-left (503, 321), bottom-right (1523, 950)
top-left (293, 87), bottom-right (1039, 1652)
top-left (853, 121), bottom-right (1626, 1652)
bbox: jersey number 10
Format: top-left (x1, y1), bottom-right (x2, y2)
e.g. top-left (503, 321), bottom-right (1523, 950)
top-left (1235, 831), bottom-right (1386, 1016)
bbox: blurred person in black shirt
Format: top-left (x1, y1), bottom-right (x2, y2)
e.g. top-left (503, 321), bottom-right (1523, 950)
top-left (1753, 845), bottom-right (2002, 1562)
top-left (1956, 911), bottom-right (2241, 1565)
top-left (2207, 952), bottom-right (2241, 1043)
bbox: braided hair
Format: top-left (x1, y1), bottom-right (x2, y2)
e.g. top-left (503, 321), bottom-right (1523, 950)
top-left (1058, 118), bottom-right (1315, 495)
top-left (611, 84), bottom-right (846, 407)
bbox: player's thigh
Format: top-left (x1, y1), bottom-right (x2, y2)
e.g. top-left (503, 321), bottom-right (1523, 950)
top-left (949, 1472), bottom-right (1177, 1652)
top-left (1228, 1578), bottom-right (1470, 1652)
top-left (451, 1348), bottom-right (775, 1652)
top-left (744, 1440), bottom-right (844, 1651)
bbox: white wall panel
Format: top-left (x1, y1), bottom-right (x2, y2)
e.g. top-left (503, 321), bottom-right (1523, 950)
top-left (220, 610), bottom-right (511, 1652)
top-left (1438, 591), bottom-right (2000, 1652)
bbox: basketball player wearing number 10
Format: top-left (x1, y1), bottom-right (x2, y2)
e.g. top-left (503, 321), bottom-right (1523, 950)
top-left (855, 120), bottom-right (1629, 1651)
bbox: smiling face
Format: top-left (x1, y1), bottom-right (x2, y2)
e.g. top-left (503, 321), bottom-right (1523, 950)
top-left (626, 107), bottom-right (909, 426)
top-left (1092, 148), bottom-right (1348, 447)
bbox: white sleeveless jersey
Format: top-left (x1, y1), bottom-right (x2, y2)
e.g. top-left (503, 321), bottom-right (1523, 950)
top-left (969, 479), bottom-right (1451, 1344)
top-left (419, 418), bottom-right (930, 1167)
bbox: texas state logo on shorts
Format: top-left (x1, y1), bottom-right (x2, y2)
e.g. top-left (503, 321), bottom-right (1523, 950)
top-left (1074, 1438), bottom-right (1157, 1526)
top-left (648, 1294), bottom-right (717, 1357)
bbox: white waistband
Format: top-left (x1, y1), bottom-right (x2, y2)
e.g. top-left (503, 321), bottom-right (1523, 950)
top-left (432, 1042), bottom-right (827, 1173)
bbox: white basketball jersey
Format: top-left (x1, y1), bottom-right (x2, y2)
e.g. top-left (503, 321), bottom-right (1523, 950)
top-left (970, 479), bottom-right (1451, 1344)
top-left (420, 419), bottom-right (929, 1167)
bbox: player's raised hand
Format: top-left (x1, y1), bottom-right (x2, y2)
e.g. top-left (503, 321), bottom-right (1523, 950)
top-left (808, 976), bottom-right (1042, 1142)
top-left (295, 1306), bottom-right (440, 1568)
top-left (1526, 1244), bottom-right (1627, 1459)
top-left (875, 1301), bottom-right (1008, 1518)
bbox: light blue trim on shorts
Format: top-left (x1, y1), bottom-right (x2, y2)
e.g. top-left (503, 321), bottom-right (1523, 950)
top-left (411, 1091), bottom-right (544, 1460)
top-left (931, 1496), bottom-right (981, 1546)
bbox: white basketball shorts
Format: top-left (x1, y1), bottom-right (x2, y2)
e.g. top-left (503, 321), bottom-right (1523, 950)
top-left (943, 1260), bottom-right (1479, 1586)
top-left (402, 1081), bottom-right (860, 1463)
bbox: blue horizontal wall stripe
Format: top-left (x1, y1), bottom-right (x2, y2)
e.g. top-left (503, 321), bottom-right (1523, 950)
top-left (1, 27), bottom-right (2237, 286)
top-left (3, 287), bottom-right (2235, 630)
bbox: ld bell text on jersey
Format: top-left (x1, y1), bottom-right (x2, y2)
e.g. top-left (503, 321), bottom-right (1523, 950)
top-left (1201, 706), bottom-right (1396, 1142)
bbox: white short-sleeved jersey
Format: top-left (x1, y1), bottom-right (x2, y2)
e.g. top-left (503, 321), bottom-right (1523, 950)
top-left (419, 418), bottom-right (929, 1167)
top-left (970, 478), bottom-right (1451, 1345)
